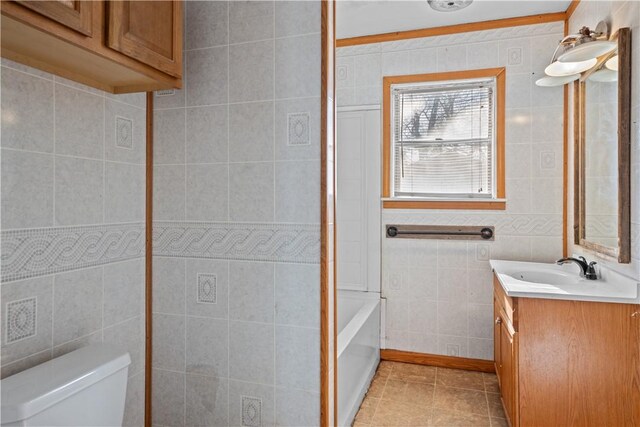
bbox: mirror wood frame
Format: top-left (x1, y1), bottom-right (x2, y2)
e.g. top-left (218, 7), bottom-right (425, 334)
top-left (573, 27), bottom-right (631, 263)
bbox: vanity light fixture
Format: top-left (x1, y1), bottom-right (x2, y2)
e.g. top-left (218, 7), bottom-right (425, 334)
top-left (535, 21), bottom-right (615, 87)
top-left (427, 0), bottom-right (473, 12)
top-left (588, 68), bottom-right (618, 82)
top-left (605, 55), bottom-right (619, 71)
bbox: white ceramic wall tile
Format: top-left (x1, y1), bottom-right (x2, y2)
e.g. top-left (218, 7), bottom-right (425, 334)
top-left (153, 165), bottom-right (185, 221)
top-left (1, 67), bottom-right (53, 153)
top-left (52, 267), bottom-right (102, 346)
top-left (275, 34), bottom-right (321, 99)
top-left (1, 149), bottom-right (54, 230)
top-left (274, 263), bottom-right (320, 328)
top-left (186, 105), bottom-right (228, 164)
top-left (229, 321), bottom-right (274, 384)
top-left (229, 1), bottom-right (274, 44)
top-left (275, 160), bottom-right (320, 223)
top-left (105, 162), bottom-right (145, 223)
top-left (229, 261), bottom-right (274, 323)
top-left (186, 47), bottom-right (229, 107)
top-left (186, 375), bottom-right (229, 427)
top-left (54, 156), bottom-right (104, 226)
top-left (123, 373), bottom-right (145, 427)
top-left (229, 380), bottom-right (275, 427)
top-left (153, 108), bottom-right (186, 164)
top-left (152, 313), bottom-right (186, 371)
top-left (228, 162), bottom-right (274, 222)
top-left (275, 97), bottom-right (321, 160)
top-left (186, 258), bottom-right (229, 319)
top-left (186, 164), bottom-right (228, 221)
top-left (185, 316), bottom-right (228, 377)
top-left (275, 387), bottom-right (320, 427)
top-left (54, 84), bottom-right (104, 159)
top-left (275, 1), bottom-right (320, 38)
top-left (152, 257), bottom-right (186, 315)
top-left (103, 315), bottom-right (144, 377)
top-left (186, 0), bottom-right (228, 50)
top-left (275, 325), bottom-right (320, 391)
top-left (103, 259), bottom-right (144, 327)
top-left (104, 99), bottom-right (146, 164)
top-left (229, 101), bottom-right (274, 162)
top-left (152, 369), bottom-right (186, 427)
top-left (1, 277), bottom-right (53, 365)
top-left (229, 41), bottom-right (274, 103)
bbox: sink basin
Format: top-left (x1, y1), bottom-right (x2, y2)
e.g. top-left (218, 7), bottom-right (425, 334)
top-left (490, 259), bottom-right (640, 303)
top-left (508, 270), bottom-right (580, 286)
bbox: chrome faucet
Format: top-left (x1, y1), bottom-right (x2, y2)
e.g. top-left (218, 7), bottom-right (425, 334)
top-left (556, 256), bottom-right (598, 280)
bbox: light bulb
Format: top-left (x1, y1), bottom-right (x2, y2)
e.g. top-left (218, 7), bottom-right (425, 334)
top-left (558, 41), bottom-right (617, 63)
top-left (544, 58), bottom-right (597, 76)
top-left (535, 74), bottom-right (581, 87)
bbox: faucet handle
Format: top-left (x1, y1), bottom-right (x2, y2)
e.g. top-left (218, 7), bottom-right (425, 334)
top-left (578, 256), bottom-right (587, 263)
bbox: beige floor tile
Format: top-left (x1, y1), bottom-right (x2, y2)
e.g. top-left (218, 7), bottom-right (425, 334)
top-left (389, 362), bottom-right (437, 384)
top-left (377, 361), bottom-right (394, 378)
top-left (486, 392), bottom-right (506, 419)
top-left (483, 373), bottom-right (500, 393)
top-left (355, 396), bottom-right (379, 424)
top-left (371, 399), bottom-right (431, 426)
top-left (490, 417), bottom-right (509, 427)
top-left (429, 408), bottom-right (491, 427)
top-left (436, 368), bottom-right (485, 391)
top-left (367, 373), bottom-right (388, 399)
top-left (433, 385), bottom-right (489, 416)
top-left (381, 379), bottom-right (435, 408)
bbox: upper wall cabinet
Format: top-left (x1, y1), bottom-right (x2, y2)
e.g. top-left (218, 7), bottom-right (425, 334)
top-left (1, 0), bottom-right (183, 93)
top-left (107, 1), bottom-right (182, 78)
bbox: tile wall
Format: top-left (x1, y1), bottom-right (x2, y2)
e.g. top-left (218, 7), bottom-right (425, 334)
top-left (151, 2), bottom-right (322, 426)
top-left (568, 0), bottom-right (640, 280)
top-left (336, 21), bottom-right (566, 360)
top-left (0, 59), bottom-right (146, 425)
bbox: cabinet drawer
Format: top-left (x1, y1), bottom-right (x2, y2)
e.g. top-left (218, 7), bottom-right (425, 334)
top-left (494, 274), bottom-right (517, 330)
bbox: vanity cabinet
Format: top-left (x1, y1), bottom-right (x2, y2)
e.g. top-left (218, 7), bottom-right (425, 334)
top-left (493, 275), bottom-right (640, 427)
top-left (1, 0), bottom-right (182, 93)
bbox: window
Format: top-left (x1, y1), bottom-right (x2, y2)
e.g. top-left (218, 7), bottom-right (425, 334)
top-left (383, 69), bottom-right (505, 210)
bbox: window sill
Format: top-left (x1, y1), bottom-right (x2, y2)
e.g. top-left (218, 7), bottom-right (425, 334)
top-left (382, 198), bottom-right (506, 210)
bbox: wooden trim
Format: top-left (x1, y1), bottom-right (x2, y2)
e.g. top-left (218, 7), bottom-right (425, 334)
top-left (573, 29), bottom-right (632, 263)
top-left (565, 0), bottom-right (581, 20)
top-left (382, 68), bottom-right (506, 209)
top-left (562, 19), bottom-right (569, 258)
top-left (382, 200), bottom-right (505, 210)
top-left (320, 0), bottom-right (336, 425)
top-left (381, 349), bottom-right (495, 373)
top-left (144, 92), bottom-right (153, 427)
top-left (336, 12), bottom-right (566, 47)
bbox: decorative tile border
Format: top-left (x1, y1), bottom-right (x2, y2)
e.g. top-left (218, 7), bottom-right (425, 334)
top-left (153, 222), bottom-right (320, 264)
top-left (1, 223), bottom-right (145, 283)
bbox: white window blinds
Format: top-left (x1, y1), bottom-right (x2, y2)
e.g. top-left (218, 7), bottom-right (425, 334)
top-left (391, 78), bottom-right (496, 199)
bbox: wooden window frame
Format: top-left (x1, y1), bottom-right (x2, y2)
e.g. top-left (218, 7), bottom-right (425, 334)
top-left (382, 68), bottom-right (506, 210)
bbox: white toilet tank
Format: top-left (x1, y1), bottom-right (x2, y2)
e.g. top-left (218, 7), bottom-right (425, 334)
top-left (1, 344), bottom-right (131, 427)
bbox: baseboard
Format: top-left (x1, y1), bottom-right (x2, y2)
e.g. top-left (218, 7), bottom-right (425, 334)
top-left (380, 349), bottom-right (495, 373)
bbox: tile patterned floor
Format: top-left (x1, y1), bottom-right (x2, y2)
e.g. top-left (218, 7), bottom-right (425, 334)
top-left (353, 361), bottom-right (508, 427)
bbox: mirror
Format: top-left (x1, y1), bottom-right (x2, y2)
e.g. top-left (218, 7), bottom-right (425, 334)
top-left (574, 27), bottom-right (631, 263)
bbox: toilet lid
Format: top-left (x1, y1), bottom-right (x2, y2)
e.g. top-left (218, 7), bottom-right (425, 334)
top-left (1, 344), bottom-right (131, 423)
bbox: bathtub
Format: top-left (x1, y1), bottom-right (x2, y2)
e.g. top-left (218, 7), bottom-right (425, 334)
top-left (337, 290), bottom-right (380, 427)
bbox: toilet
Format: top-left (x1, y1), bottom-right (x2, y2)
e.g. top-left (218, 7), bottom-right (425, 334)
top-left (1, 344), bottom-right (131, 426)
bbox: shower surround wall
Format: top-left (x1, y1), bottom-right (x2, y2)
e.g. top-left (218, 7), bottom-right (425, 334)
top-left (337, 21), bottom-right (565, 360)
top-left (0, 60), bottom-right (146, 425)
top-left (151, 2), bottom-right (321, 426)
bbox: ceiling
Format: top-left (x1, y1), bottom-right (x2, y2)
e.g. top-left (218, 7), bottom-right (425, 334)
top-left (336, 0), bottom-right (572, 40)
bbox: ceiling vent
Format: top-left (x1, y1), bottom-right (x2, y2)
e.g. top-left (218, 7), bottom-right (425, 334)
top-left (427, 0), bottom-right (473, 12)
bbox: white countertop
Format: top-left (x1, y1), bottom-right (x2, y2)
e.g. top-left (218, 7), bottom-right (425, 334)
top-left (490, 259), bottom-right (640, 304)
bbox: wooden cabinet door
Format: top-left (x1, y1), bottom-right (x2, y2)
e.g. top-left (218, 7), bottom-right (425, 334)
top-left (106, 0), bottom-right (182, 78)
top-left (499, 321), bottom-right (517, 425)
top-left (494, 300), bottom-right (502, 383)
top-left (14, 1), bottom-right (93, 36)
